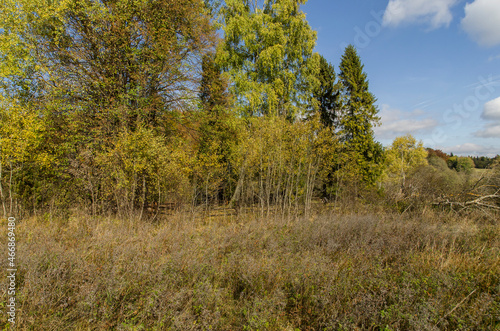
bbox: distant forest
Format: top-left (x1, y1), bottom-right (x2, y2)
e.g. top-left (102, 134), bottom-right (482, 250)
top-left (427, 149), bottom-right (499, 169)
top-left (471, 156), bottom-right (499, 169)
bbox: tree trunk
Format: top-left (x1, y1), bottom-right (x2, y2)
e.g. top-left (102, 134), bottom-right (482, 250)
top-left (0, 159), bottom-right (6, 218)
top-left (9, 161), bottom-right (13, 215)
top-left (229, 157), bottom-right (247, 208)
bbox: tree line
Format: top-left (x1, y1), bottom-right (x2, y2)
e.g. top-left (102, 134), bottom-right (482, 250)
top-left (427, 149), bottom-right (499, 171)
top-left (0, 0), bottom-right (498, 218)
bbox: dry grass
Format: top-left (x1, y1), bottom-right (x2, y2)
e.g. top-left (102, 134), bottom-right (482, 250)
top-left (1, 208), bottom-right (499, 330)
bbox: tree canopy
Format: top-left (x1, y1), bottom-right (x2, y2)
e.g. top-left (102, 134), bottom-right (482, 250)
top-left (385, 134), bottom-right (428, 186)
top-left (3, 0), bottom-right (490, 218)
top-left (217, 0), bottom-right (319, 120)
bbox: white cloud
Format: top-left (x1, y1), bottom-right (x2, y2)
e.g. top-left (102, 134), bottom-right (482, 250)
top-left (474, 124), bottom-right (500, 138)
top-left (375, 105), bottom-right (438, 139)
top-left (443, 143), bottom-right (500, 157)
top-left (461, 0), bottom-right (500, 47)
top-left (475, 96), bottom-right (500, 137)
top-left (383, 0), bottom-right (458, 29)
top-left (482, 97), bottom-right (500, 120)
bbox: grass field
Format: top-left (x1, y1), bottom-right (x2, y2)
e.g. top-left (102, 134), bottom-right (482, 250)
top-left (472, 168), bottom-right (492, 177)
top-left (1, 208), bottom-right (499, 330)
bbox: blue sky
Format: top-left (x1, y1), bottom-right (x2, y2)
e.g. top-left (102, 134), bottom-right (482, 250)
top-left (302, 0), bottom-right (500, 157)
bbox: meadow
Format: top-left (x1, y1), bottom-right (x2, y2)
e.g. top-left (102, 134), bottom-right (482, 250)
top-left (1, 205), bottom-right (498, 330)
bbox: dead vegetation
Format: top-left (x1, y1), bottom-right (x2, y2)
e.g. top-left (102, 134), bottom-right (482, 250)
top-left (433, 165), bottom-right (500, 213)
top-left (1, 207), bottom-right (498, 330)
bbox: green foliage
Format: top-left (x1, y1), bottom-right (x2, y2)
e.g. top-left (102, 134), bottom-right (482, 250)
top-left (196, 111), bottom-right (241, 205)
top-left (34, 0), bottom-right (214, 133)
top-left (0, 0), bottom-right (217, 214)
top-left (217, 0), bottom-right (319, 120)
top-left (196, 51), bottom-right (238, 203)
top-left (338, 45), bottom-right (380, 140)
top-left (96, 127), bottom-right (194, 215)
top-left (472, 156), bottom-right (494, 169)
top-left (428, 156), bottom-right (452, 174)
top-left (381, 136), bottom-right (430, 212)
top-left (457, 157), bottom-right (475, 173)
top-left (0, 0), bottom-right (69, 86)
top-left (337, 45), bottom-right (383, 186)
top-left (313, 55), bottom-right (339, 127)
top-left (200, 52), bottom-right (232, 114)
top-left (3, 0), bottom-right (494, 218)
top-left (226, 114), bottom-right (334, 214)
top-left (448, 156), bottom-right (475, 173)
top-left (0, 0), bottom-right (73, 214)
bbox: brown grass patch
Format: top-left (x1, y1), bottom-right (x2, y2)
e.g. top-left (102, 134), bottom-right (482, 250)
top-left (1, 209), bottom-right (499, 330)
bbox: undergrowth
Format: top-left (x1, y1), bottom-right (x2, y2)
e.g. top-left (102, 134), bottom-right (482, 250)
top-left (0, 208), bottom-right (499, 330)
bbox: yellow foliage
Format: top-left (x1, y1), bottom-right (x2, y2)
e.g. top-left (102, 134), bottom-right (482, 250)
top-left (0, 96), bottom-right (50, 165)
top-left (384, 134), bottom-right (428, 184)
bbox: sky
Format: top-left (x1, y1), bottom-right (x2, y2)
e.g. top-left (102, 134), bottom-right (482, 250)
top-left (302, 0), bottom-right (500, 157)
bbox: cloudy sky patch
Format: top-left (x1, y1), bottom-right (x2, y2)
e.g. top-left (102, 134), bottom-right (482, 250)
top-left (382, 0), bottom-right (458, 29)
top-left (481, 97), bottom-right (500, 120)
top-left (374, 105), bottom-right (438, 140)
top-left (442, 143), bottom-right (500, 157)
top-left (461, 0), bottom-right (500, 47)
top-left (303, 1), bottom-right (500, 156)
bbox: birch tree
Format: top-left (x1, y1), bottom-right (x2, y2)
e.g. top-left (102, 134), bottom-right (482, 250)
top-left (217, 0), bottom-right (319, 120)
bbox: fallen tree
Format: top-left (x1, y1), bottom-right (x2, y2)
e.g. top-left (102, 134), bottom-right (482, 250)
top-left (433, 164), bottom-right (500, 212)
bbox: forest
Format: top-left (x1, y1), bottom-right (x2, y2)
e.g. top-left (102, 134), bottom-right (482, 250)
top-left (0, 0), bottom-right (499, 218)
top-left (0, 0), bottom-right (499, 329)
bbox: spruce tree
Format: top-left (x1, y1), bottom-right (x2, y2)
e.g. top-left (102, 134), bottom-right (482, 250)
top-left (338, 45), bottom-right (384, 186)
top-left (313, 55), bottom-right (339, 128)
top-left (200, 52), bottom-right (231, 115)
top-left (198, 52), bottom-right (235, 203)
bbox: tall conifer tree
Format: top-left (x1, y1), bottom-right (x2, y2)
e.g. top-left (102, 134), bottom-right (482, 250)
top-left (338, 45), bottom-right (384, 185)
top-left (200, 52), bottom-right (231, 115)
top-left (198, 51), bottom-right (236, 202)
top-left (313, 55), bottom-right (338, 127)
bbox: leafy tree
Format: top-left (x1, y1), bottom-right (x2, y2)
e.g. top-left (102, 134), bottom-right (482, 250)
top-left (309, 55), bottom-right (342, 199)
top-left (1, 0), bottom-right (216, 214)
top-left (31, 0), bottom-right (215, 135)
top-left (448, 156), bottom-right (475, 173)
top-left (200, 52), bottom-right (231, 115)
top-left (337, 45), bottom-right (383, 185)
top-left (338, 45), bottom-right (380, 140)
top-left (457, 157), bottom-right (475, 173)
top-left (447, 156), bottom-right (458, 171)
top-left (385, 134), bottom-right (428, 186)
top-left (0, 0), bottom-right (73, 214)
top-left (229, 114), bottom-right (326, 214)
top-left (472, 156), bottom-right (493, 169)
top-left (217, 0), bottom-right (319, 120)
top-left (427, 148), bottom-right (449, 162)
